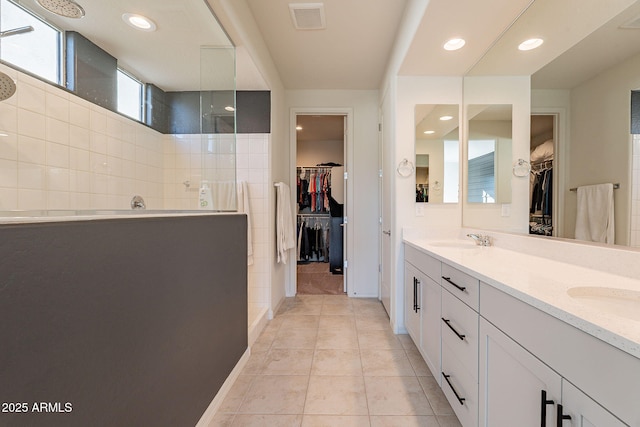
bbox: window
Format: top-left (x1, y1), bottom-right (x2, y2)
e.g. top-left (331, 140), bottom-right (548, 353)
top-left (0, 0), bottom-right (61, 84)
top-left (117, 69), bottom-right (143, 121)
top-left (468, 140), bottom-right (496, 203)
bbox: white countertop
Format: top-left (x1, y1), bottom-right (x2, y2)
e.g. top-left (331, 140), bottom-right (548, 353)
top-left (404, 235), bottom-right (640, 360)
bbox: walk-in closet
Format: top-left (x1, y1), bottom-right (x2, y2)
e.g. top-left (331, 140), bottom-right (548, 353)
top-left (295, 115), bottom-right (346, 295)
top-left (530, 115), bottom-right (555, 236)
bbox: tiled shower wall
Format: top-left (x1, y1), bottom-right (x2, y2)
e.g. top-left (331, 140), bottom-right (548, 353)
top-left (0, 63), bottom-right (271, 315)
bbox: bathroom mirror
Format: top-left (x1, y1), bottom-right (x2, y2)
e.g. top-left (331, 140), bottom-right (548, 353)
top-left (414, 104), bottom-right (460, 203)
top-left (463, 0), bottom-right (640, 247)
top-left (467, 104), bottom-right (512, 204)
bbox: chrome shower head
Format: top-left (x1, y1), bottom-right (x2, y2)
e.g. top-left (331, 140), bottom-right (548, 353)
top-left (0, 26), bottom-right (34, 38)
top-left (0, 73), bottom-right (17, 101)
top-left (35, 0), bottom-right (85, 19)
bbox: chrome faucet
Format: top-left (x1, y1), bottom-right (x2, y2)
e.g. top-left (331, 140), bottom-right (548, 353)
top-left (130, 195), bottom-right (146, 210)
top-left (467, 233), bottom-right (491, 246)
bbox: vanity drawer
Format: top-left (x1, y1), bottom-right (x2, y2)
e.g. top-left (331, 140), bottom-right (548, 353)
top-left (442, 341), bottom-right (478, 427)
top-left (442, 288), bottom-right (479, 381)
top-left (405, 244), bottom-right (441, 282)
top-left (441, 263), bottom-right (479, 311)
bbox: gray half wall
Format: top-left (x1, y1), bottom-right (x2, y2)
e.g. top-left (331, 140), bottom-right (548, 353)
top-left (0, 214), bottom-right (247, 427)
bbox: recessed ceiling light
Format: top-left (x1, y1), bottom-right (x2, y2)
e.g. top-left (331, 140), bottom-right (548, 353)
top-left (123, 13), bottom-right (157, 32)
top-left (224, 106), bottom-right (235, 112)
top-left (443, 38), bottom-right (465, 51)
top-left (439, 115), bottom-right (454, 121)
top-left (424, 130), bottom-right (435, 135)
top-left (518, 38), bottom-right (543, 51)
top-left (296, 125), bottom-right (303, 130)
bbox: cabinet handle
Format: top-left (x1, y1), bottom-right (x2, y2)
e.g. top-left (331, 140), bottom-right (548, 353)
top-left (442, 372), bottom-right (465, 405)
top-left (540, 390), bottom-right (554, 427)
top-left (413, 276), bottom-right (418, 313)
top-left (442, 318), bottom-right (466, 340)
top-left (556, 404), bottom-right (571, 427)
top-left (442, 276), bottom-right (466, 292)
top-left (415, 279), bottom-right (421, 311)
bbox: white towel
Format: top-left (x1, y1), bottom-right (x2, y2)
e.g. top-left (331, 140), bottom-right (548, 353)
top-left (211, 181), bottom-right (236, 211)
top-left (275, 182), bottom-right (296, 263)
top-left (237, 181), bottom-right (253, 265)
top-left (575, 183), bottom-right (615, 244)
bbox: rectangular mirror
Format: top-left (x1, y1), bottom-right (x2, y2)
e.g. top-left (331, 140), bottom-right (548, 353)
top-left (467, 104), bottom-right (512, 204)
top-left (415, 104), bottom-right (460, 203)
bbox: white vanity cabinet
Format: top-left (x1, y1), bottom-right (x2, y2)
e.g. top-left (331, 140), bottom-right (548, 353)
top-left (404, 245), bottom-right (441, 382)
top-left (479, 318), bottom-right (561, 427)
top-left (560, 380), bottom-right (627, 427)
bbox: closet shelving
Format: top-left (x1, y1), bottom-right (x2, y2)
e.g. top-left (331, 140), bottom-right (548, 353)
top-left (530, 158), bottom-right (553, 236)
top-left (297, 166), bottom-right (333, 263)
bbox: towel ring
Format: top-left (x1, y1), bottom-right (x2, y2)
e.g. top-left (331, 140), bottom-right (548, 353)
top-left (513, 159), bottom-right (530, 177)
top-left (397, 158), bottom-right (414, 177)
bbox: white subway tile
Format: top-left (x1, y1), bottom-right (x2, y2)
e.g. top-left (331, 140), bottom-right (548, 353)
top-left (18, 189), bottom-right (46, 210)
top-left (90, 131), bottom-right (108, 154)
top-left (46, 167), bottom-right (70, 191)
top-left (47, 142), bottom-right (70, 168)
top-left (91, 173), bottom-right (108, 194)
top-left (69, 125), bottom-right (90, 150)
top-left (69, 100), bottom-right (91, 129)
top-left (46, 117), bottom-right (70, 145)
top-left (0, 188), bottom-right (18, 210)
top-left (90, 109), bottom-right (107, 134)
top-left (45, 92), bottom-right (69, 122)
top-left (0, 103), bottom-right (18, 134)
top-left (17, 82), bottom-right (46, 115)
top-left (0, 133), bottom-right (18, 161)
top-left (47, 191), bottom-right (70, 210)
top-left (70, 148), bottom-right (90, 172)
top-left (17, 109), bottom-right (46, 139)
top-left (70, 170), bottom-right (92, 193)
top-left (90, 152), bottom-right (108, 174)
top-left (18, 162), bottom-right (45, 189)
top-left (0, 158), bottom-right (18, 188)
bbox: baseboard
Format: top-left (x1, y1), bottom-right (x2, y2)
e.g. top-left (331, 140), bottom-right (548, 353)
top-left (270, 296), bottom-right (285, 320)
top-left (248, 306), bottom-right (269, 346)
top-left (195, 347), bottom-right (250, 427)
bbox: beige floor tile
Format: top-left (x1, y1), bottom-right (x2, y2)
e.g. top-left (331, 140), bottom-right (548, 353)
top-left (279, 302), bottom-right (323, 316)
top-left (238, 375), bottom-right (309, 414)
top-left (304, 376), bottom-right (368, 415)
top-left (318, 314), bottom-right (356, 330)
top-left (352, 302), bottom-right (387, 316)
top-left (406, 349), bottom-right (433, 377)
top-left (280, 315), bottom-right (321, 330)
top-left (365, 377), bottom-right (434, 416)
top-left (241, 350), bottom-right (268, 375)
top-left (272, 328), bottom-right (319, 349)
top-left (418, 376), bottom-right (455, 416)
top-left (397, 334), bottom-right (418, 351)
top-left (301, 415), bottom-right (371, 427)
top-left (361, 349), bottom-right (416, 376)
top-left (210, 413), bottom-right (235, 426)
top-left (355, 314), bottom-right (392, 331)
top-left (296, 295), bottom-right (326, 305)
top-left (369, 415), bottom-right (439, 427)
top-left (321, 303), bottom-right (354, 315)
top-left (218, 375), bottom-right (255, 413)
top-left (357, 329), bottom-right (403, 349)
top-left (232, 414), bottom-right (303, 426)
top-left (316, 328), bottom-right (360, 349)
top-left (311, 349), bottom-right (363, 376)
top-left (436, 415), bottom-right (463, 427)
top-left (323, 295), bottom-right (352, 304)
top-left (263, 348), bottom-right (314, 375)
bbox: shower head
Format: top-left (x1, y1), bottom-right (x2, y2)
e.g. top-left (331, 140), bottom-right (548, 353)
top-left (0, 26), bottom-right (34, 38)
top-left (0, 73), bottom-right (17, 101)
top-left (35, 0), bottom-right (85, 19)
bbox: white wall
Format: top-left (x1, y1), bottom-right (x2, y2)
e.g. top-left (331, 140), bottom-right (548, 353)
top-left (286, 90), bottom-right (380, 298)
top-left (462, 76), bottom-right (530, 233)
top-left (296, 139), bottom-right (343, 167)
top-left (565, 53), bottom-right (640, 245)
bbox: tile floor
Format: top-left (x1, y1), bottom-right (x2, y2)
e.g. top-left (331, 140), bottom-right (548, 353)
top-left (297, 263), bottom-right (344, 295)
top-left (212, 295), bottom-right (462, 427)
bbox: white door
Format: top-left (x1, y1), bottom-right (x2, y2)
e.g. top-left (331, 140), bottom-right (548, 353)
top-left (479, 318), bottom-right (562, 427)
top-left (379, 113), bottom-right (392, 314)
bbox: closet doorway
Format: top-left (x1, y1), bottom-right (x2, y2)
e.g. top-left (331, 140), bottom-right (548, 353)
top-left (530, 114), bottom-right (559, 237)
top-left (295, 114), bottom-right (346, 295)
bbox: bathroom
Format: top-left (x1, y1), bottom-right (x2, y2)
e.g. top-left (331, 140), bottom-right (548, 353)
top-left (2, 0), bottom-right (640, 425)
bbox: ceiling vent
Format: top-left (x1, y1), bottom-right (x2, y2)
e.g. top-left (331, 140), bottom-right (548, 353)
top-left (289, 3), bottom-right (326, 30)
top-left (620, 13), bottom-right (640, 29)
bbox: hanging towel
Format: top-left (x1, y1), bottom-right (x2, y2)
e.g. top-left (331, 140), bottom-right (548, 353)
top-left (275, 182), bottom-right (296, 263)
top-left (211, 181), bottom-right (237, 211)
top-left (575, 183), bottom-right (615, 244)
top-left (237, 181), bottom-right (253, 265)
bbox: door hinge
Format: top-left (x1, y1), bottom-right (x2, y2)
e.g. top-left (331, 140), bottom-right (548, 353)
top-left (343, 216), bottom-right (348, 224)
top-left (378, 264), bottom-right (382, 273)
top-left (344, 172), bottom-right (348, 180)
top-left (344, 260), bottom-right (348, 269)
top-left (378, 123), bottom-right (382, 131)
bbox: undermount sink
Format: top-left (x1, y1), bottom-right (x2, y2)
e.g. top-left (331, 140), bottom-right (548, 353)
top-left (567, 287), bottom-right (640, 322)
top-left (427, 240), bottom-right (479, 249)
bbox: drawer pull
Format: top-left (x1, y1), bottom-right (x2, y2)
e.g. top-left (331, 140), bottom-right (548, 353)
top-left (541, 390), bottom-right (554, 427)
top-left (442, 276), bottom-right (466, 292)
top-left (556, 404), bottom-right (571, 427)
top-left (415, 279), bottom-right (421, 311)
top-left (442, 318), bottom-right (465, 340)
top-left (442, 372), bottom-right (465, 405)
top-left (413, 277), bottom-right (417, 312)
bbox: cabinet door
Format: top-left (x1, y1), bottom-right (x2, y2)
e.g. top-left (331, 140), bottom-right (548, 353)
top-left (404, 263), bottom-right (421, 343)
top-left (560, 380), bottom-right (627, 427)
top-left (419, 274), bottom-right (441, 381)
top-left (479, 318), bottom-right (561, 427)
